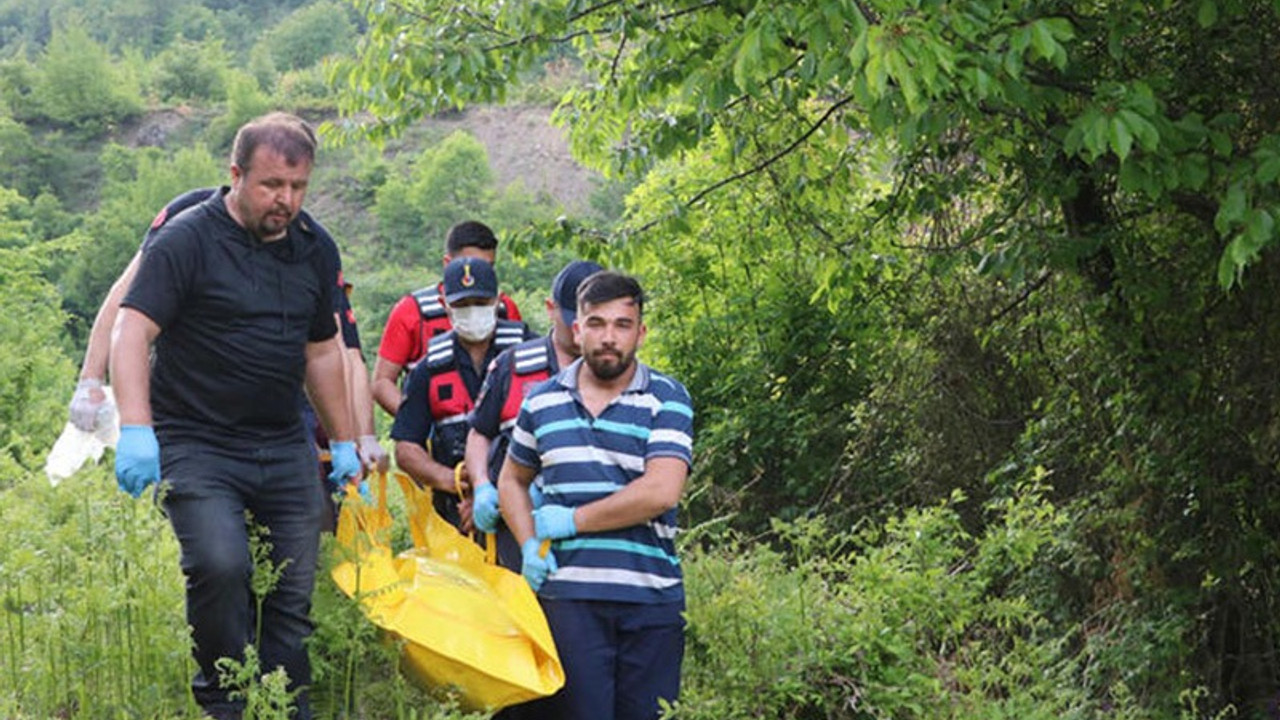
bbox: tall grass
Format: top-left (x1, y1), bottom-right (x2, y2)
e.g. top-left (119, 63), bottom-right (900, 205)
top-left (0, 459), bottom-right (489, 719)
top-left (0, 464), bottom-right (194, 718)
top-left (3, 459), bottom-right (1231, 719)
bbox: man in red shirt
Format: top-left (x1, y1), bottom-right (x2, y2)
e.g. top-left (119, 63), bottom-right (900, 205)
top-left (372, 220), bottom-right (521, 416)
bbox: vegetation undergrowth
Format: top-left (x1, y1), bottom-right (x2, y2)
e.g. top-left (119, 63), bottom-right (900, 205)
top-left (1, 456), bottom-right (1228, 719)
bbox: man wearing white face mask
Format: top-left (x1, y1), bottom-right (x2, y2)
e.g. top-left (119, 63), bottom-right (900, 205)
top-left (392, 256), bottom-right (534, 530)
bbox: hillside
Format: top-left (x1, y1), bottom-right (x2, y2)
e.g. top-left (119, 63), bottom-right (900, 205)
top-left (121, 105), bottom-right (598, 213)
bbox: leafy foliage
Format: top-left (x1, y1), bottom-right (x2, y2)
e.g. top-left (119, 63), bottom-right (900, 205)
top-left (682, 487), bottom-right (1081, 719)
top-left (0, 205), bottom-right (75, 470)
top-left (152, 35), bottom-right (231, 103)
top-left (257, 1), bottom-right (356, 73)
top-left (32, 21), bottom-right (142, 134)
top-left (372, 130), bottom-right (497, 264)
top-left (333, 0), bottom-right (1280, 714)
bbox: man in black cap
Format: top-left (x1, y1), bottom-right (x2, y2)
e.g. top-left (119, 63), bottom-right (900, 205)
top-left (391, 256), bottom-right (534, 530)
top-left (464, 259), bottom-right (604, 570)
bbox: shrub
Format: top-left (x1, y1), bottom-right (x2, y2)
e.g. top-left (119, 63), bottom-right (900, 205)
top-left (32, 22), bottom-right (142, 135)
top-left (152, 36), bottom-right (229, 103)
top-left (679, 487), bottom-right (1086, 719)
top-left (258, 1), bottom-right (355, 73)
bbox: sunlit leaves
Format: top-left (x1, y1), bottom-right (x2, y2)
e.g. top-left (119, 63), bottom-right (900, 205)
top-left (335, 0), bottom-right (1280, 290)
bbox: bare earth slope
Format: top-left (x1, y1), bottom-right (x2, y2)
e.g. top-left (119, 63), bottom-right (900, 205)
top-left (429, 105), bottom-right (596, 212)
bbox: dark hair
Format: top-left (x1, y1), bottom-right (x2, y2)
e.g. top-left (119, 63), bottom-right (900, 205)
top-left (230, 112), bottom-right (317, 172)
top-left (577, 270), bottom-right (645, 318)
top-left (445, 220), bottom-right (499, 255)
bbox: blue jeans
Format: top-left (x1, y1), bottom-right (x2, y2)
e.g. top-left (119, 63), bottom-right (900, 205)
top-left (161, 440), bottom-right (324, 720)
top-left (511, 598), bottom-right (685, 720)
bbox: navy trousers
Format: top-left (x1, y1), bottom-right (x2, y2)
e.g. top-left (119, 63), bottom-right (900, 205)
top-left (510, 598), bottom-right (685, 720)
top-left (161, 439), bottom-right (324, 720)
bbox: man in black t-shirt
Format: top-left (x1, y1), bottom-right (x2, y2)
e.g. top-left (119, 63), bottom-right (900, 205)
top-left (68, 186), bottom-right (387, 530)
top-left (111, 113), bottom-right (358, 720)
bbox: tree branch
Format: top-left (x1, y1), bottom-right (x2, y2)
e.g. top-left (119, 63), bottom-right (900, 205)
top-left (987, 269), bottom-right (1053, 325)
top-left (637, 94), bottom-right (857, 232)
top-left (608, 32), bottom-right (627, 88)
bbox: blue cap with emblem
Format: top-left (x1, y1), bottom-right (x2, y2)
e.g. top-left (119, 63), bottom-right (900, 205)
top-left (443, 256), bottom-right (498, 304)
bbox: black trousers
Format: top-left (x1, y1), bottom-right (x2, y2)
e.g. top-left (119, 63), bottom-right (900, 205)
top-left (161, 439), bottom-right (323, 720)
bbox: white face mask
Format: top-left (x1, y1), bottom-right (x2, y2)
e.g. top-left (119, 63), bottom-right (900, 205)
top-left (451, 304), bottom-right (498, 342)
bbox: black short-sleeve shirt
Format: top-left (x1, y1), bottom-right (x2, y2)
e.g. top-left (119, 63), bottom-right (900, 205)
top-left (142, 187), bottom-right (361, 350)
top-left (123, 189), bottom-right (338, 446)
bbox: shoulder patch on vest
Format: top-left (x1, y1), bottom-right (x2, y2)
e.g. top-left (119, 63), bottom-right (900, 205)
top-left (512, 340), bottom-right (551, 375)
top-left (424, 331), bottom-right (456, 371)
top-left (411, 286), bottom-right (447, 319)
top-left (493, 320), bottom-right (526, 352)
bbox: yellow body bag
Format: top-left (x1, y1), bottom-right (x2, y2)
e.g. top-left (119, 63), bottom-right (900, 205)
top-left (330, 471), bottom-right (564, 711)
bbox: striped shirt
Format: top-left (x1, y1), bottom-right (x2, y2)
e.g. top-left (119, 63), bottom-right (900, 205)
top-left (508, 358), bottom-right (694, 604)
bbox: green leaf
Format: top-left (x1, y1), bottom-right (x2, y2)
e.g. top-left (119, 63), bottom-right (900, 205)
top-left (1218, 239), bottom-right (1241, 288)
top-left (865, 37), bottom-right (889, 98)
top-left (974, 67), bottom-right (993, 100)
top-left (1198, 0), bottom-right (1219, 27)
top-left (1246, 207), bottom-right (1275, 247)
top-left (848, 27), bottom-right (869, 69)
top-left (1179, 153), bottom-right (1210, 190)
top-left (1083, 112), bottom-right (1109, 160)
top-left (886, 49), bottom-right (921, 113)
top-left (1044, 17), bottom-right (1076, 41)
top-left (1210, 130), bottom-right (1233, 157)
top-left (1215, 184), bottom-right (1247, 234)
top-left (1256, 148), bottom-right (1280, 184)
top-left (1108, 116), bottom-right (1134, 161)
top-left (1029, 20), bottom-right (1062, 62)
top-left (1118, 109), bottom-right (1160, 151)
top-left (733, 27), bottom-right (763, 93)
top-left (1010, 24), bottom-right (1031, 55)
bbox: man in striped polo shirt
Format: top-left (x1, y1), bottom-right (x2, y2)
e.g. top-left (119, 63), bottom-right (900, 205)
top-left (498, 270), bottom-right (694, 720)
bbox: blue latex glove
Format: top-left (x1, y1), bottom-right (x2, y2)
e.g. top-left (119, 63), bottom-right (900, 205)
top-left (472, 482), bottom-right (500, 533)
top-left (327, 441), bottom-right (369, 501)
top-left (115, 425), bottom-right (160, 498)
top-left (529, 482), bottom-right (545, 509)
top-left (533, 504), bottom-right (577, 540)
top-left (521, 537), bottom-right (558, 592)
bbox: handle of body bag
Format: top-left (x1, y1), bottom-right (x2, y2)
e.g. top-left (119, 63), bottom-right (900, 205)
top-left (454, 462), bottom-right (499, 565)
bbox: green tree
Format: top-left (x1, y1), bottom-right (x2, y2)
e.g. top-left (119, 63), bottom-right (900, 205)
top-left (333, 1), bottom-right (1280, 715)
top-left (32, 20), bottom-right (141, 134)
top-left (203, 71), bottom-right (271, 152)
top-left (0, 187), bottom-right (74, 469)
top-left (58, 143), bottom-right (222, 334)
top-left (152, 35), bottom-right (229, 103)
top-left (258, 0), bottom-right (355, 73)
top-left (372, 130), bottom-right (494, 264)
top-left (0, 54), bottom-right (43, 122)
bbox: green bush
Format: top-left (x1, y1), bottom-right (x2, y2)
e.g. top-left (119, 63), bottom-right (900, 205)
top-left (372, 130), bottom-right (495, 266)
top-left (32, 22), bottom-right (142, 135)
top-left (0, 226), bottom-right (76, 472)
top-left (152, 36), bottom-right (229, 103)
top-left (258, 1), bottom-right (355, 73)
top-left (202, 71), bottom-right (271, 152)
top-left (679, 487), bottom-right (1084, 719)
top-left (276, 65), bottom-right (334, 108)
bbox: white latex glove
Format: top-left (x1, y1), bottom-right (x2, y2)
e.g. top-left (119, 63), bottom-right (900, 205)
top-left (357, 434), bottom-right (389, 473)
top-left (69, 378), bottom-right (111, 432)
